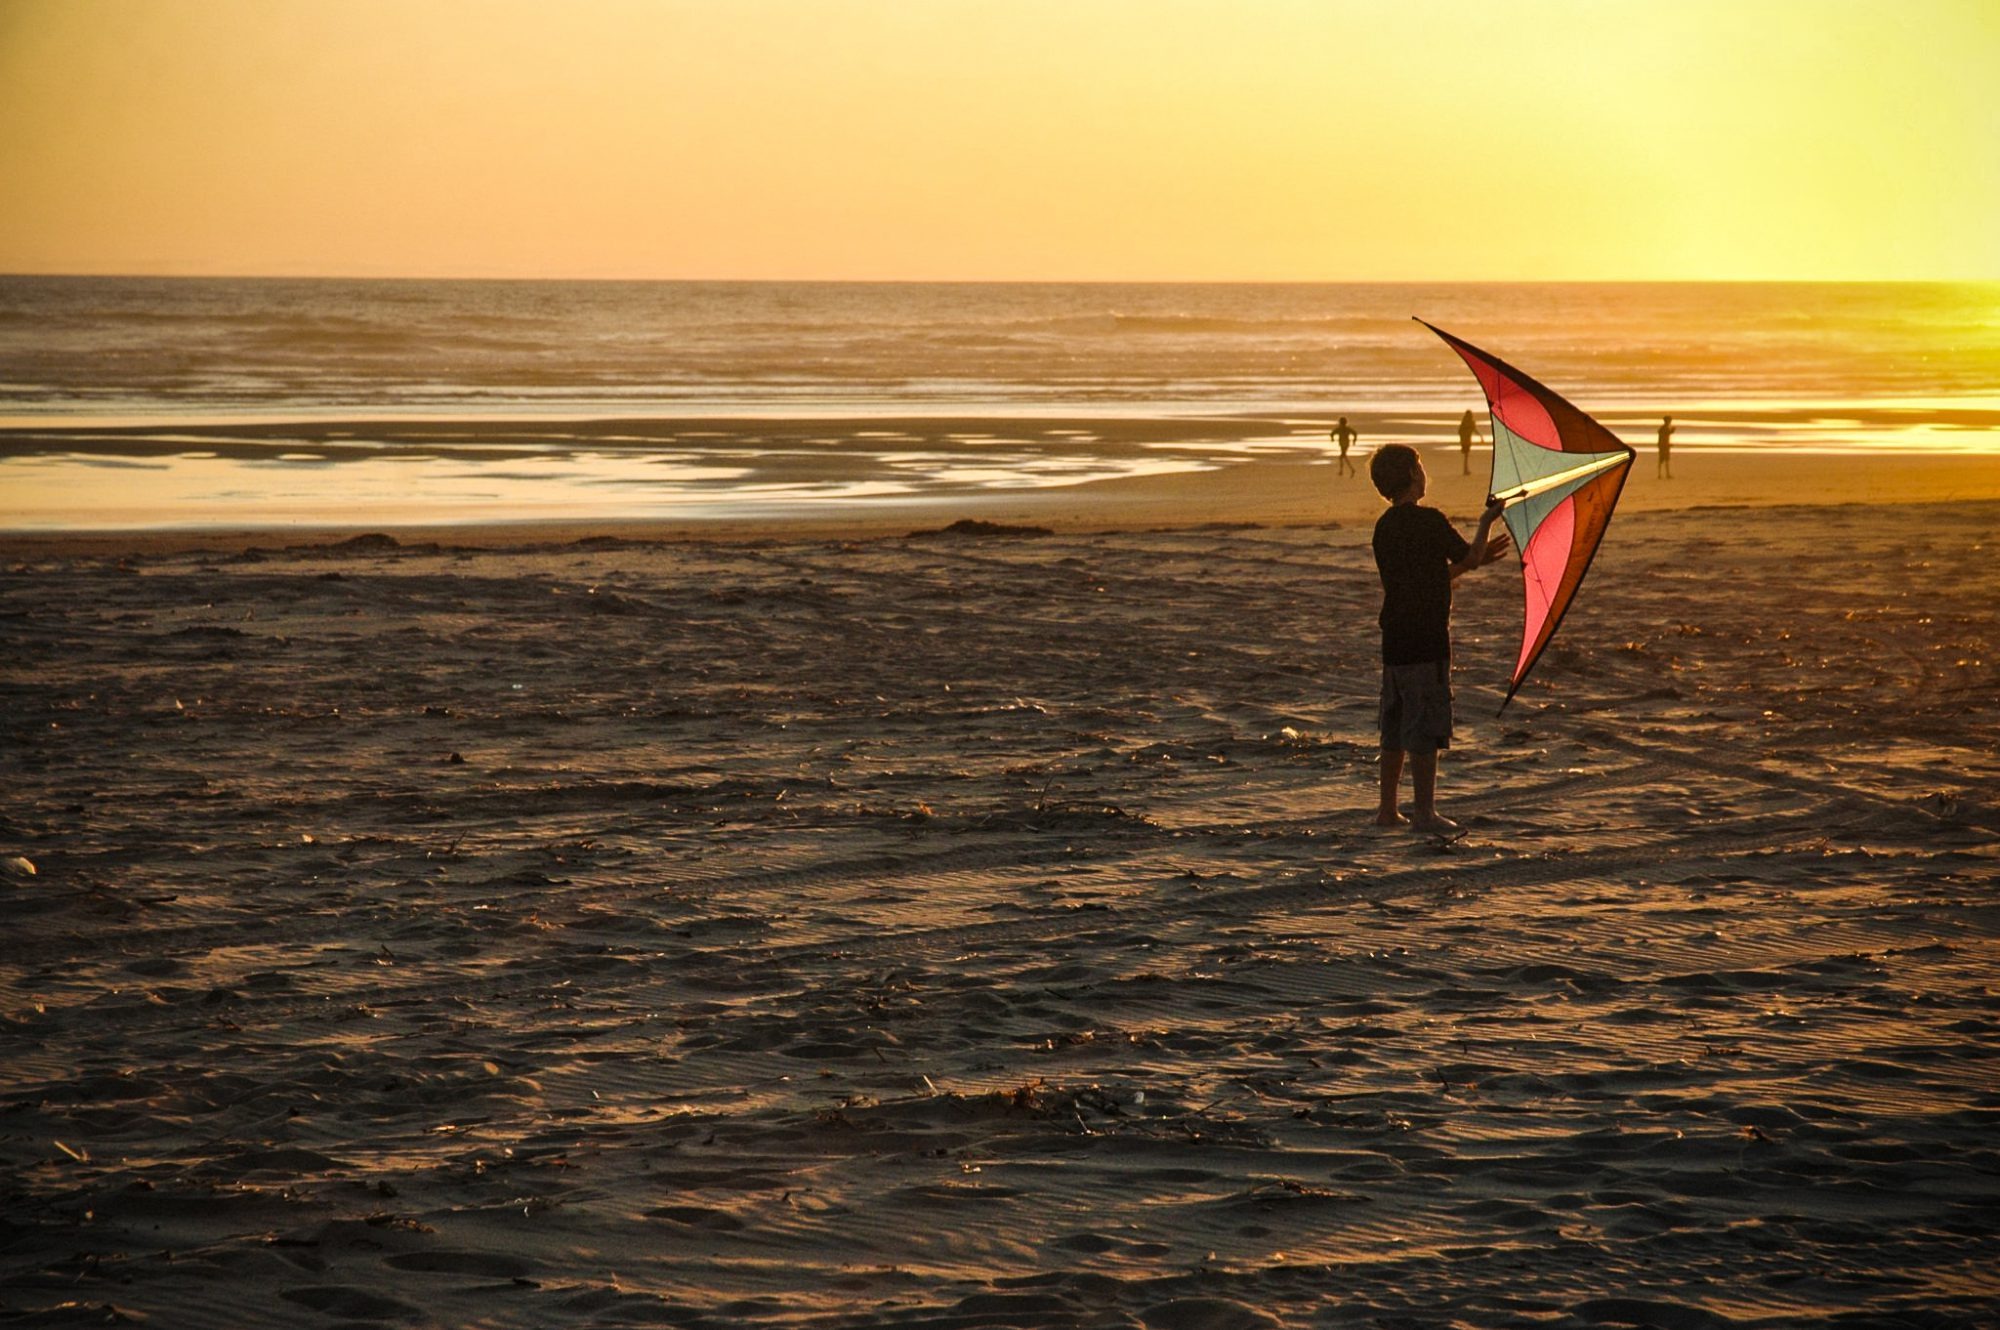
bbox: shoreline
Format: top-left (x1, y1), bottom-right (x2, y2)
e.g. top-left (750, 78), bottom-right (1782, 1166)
top-left (5, 445), bottom-right (1998, 557)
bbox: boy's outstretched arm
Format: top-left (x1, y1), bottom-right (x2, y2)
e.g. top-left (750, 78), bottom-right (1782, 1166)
top-left (1449, 497), bottom-right (1513, 580)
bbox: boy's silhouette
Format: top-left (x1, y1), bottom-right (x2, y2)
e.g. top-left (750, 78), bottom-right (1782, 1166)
top-left (1369, 445), bottom-right (1510, 834)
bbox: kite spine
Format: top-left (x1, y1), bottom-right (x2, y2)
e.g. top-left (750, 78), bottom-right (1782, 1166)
top-left (1489, 452), bottom-right (1630, 507)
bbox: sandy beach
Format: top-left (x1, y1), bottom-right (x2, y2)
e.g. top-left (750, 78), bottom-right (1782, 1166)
top-left (7, 0), bottom-right (2000, 1313)
top-left (4, 460), bottom-right (1999, 1327)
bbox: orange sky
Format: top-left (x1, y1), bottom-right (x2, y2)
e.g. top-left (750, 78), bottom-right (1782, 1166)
top-left (2, 0), bottom-right (1996, 281)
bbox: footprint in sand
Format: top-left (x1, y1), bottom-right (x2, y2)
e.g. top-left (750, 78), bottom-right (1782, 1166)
top-left (645, 1203), bottom-right (745, 1231)
top-left (383, 1250), bottom-right (533, 1279)
top-left (280, 1285), bottom-right (423, 1321)
top-left (1140, 1297), bottom-right (1281, 1330)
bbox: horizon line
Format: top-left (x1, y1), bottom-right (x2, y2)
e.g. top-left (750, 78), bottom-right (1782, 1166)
top-left (5, 271), bottom-right (1998, 286)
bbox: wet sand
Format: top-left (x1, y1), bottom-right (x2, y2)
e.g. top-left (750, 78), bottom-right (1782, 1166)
top-left (3, 416), bottom-right (1999, 553)
top-left (3, 477), bottom-right (1999, 1326)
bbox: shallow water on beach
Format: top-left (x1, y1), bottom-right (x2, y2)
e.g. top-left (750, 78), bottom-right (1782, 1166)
top-left (3, 278), bottom-right (1997, 528)
top-left (7, 278), bottom-right (2000, 417)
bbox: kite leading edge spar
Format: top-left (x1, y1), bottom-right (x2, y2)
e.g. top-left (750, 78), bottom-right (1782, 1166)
top-left (1416, 319), bottom-right (1635, 710)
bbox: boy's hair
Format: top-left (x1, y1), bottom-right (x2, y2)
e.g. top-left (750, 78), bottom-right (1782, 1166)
top-left (1370, 443), bottom-right (1419, 500)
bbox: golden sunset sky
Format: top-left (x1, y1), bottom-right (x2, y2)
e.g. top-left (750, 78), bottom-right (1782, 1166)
top-left (2, 0), bottom-right (1995, 281)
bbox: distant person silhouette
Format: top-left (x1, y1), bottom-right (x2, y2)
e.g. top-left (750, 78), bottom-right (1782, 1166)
top-left (1458, 409), bottom-right (1481, 475)
top-left (1333, 416), bottom-right (1358, 476)
top-left (1657, 415), bottom-right (1675, 479)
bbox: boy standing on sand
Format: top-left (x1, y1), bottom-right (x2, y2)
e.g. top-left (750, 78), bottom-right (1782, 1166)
top-left (1369, 444), bottom-right (1510, 833)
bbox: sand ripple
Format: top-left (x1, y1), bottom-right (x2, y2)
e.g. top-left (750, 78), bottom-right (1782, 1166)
top-left (3, 505), bottom-right (1997, 1326)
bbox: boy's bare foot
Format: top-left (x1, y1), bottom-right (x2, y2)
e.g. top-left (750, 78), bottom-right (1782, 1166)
top-left (1374, 810), bottom-right (1410, 828)
top-left (1410, 812), bottom-right (1463, 836)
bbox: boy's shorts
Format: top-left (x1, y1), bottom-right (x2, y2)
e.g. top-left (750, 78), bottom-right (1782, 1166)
top-left (1379, 659), bottom-right (1453, 754)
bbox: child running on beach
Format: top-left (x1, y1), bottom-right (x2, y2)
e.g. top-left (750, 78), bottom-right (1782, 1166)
top-left (1369, 444), bottom-right (1510, 833)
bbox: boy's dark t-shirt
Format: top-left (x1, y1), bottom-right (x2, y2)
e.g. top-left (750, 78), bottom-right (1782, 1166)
top-left (1373, 504), bottom-right (1471, 665)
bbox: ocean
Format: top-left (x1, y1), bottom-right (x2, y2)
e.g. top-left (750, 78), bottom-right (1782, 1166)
top-left (2, 278), bottom-right (1997, 528)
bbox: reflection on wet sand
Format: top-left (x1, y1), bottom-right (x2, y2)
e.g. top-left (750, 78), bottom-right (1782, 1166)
top-left (2, 406), bottom-right (1996, 532)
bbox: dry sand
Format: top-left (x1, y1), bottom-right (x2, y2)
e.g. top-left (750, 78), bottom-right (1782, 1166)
top-left (3, 463), bottom-right (1999, 1327)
